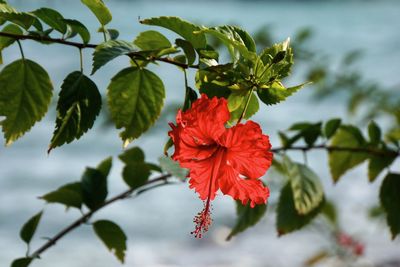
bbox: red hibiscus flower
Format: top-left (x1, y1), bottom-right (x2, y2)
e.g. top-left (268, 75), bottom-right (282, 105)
top-left (168, 94), bottom-right (273, 238)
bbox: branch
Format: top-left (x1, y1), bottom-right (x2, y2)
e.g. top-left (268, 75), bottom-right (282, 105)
top-left (271, 144), bottom-right (399, 157)
top-left (29, 173), bottom-right (172, 260)
top-left (0, 32), bottom-right (199, 69)
top-left (0, 31), bottom-right (97, 49)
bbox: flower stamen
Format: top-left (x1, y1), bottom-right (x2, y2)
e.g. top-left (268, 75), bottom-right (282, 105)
top-left (191, 199), bottom-right (213, 238)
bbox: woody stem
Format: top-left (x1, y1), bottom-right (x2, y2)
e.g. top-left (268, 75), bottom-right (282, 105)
top-left (28, 174), bottom-right (172, 262)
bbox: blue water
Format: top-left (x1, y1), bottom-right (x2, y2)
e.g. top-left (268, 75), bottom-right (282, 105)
top-left (1, 0), bottom-right (400, 266)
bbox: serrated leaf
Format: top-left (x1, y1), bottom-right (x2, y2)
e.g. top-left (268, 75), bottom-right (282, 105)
top-left (20, 211), bottom-right (43, 244)
top-left (107, 67), bottom-right (165, 147)
top-left (140, 16), bottom-right (206, 50)
top-left (49, 71), bottom-right (101, 151)
top-left (0, 12), bottom-right (36, 30)
top-left (11, 258), bottom-right (32, 267)
top-left (328, 126), bottom-right (368, 182)
top-left (81, 167), bottom-right (108, 210)
top-left (92, 40), bottom-right (136, 74)
top-left (368, 154), bottom-right (396, 182)
top-left (0, 59), bottom-right (53, 145)
top-left (277, 183), bottom-right (324, 236)
top-left (0, 24), bottom-right (22, 48)
top-left (379, 173), bottom-right (400, 239)
top-left (93, 220), bottom-right (127, 263)
top-left (199, 26), bottom-right (256, 61)
top-left (134, 30), bottom-right (171, 50)
top-left (0, 23), bottom-right (22, 64)
top-left (63, 19), bottom-right (90, 44)
top-left (32, 7), bottom-right (67, 34)
top-left (81, 0), bottom-right (112, 25)
top-left (40, 182), bottom-right (82, 209)
top-left (122, 162), bottom-right (150, 189)
top-left (227, 201), bottom-right (267, 240)
top-left (119, 146), bottom-right (145, 164)
top-left (284, 158), bottom-right (324, 215)
top-left (324, 118), bottom-right (341, 139)
top-left (259, 39), bottom-right (293, 80)
top-left (227, 91), bottom-right (244, 112)
top-left (159, 156), bottom-right (188, 180)
top-left (368, 120), bottom-right (381, 145)
top-left (175, 38), bottom-right (196, 65)
top-left (257, 82), bottom-right (307, 105)
top-left (229, 92), bottom-right (259, 122)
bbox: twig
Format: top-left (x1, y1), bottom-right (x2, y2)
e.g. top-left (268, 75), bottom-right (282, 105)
top-left (29, 173), bottom-right (172, 260)
top-left (0, 32), bottom-right (199, 69)
top-left (270, 144), bottom-right (399, 157)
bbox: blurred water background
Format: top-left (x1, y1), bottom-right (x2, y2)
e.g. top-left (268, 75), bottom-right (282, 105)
top-left (1, 0), bottom-right (400, 266)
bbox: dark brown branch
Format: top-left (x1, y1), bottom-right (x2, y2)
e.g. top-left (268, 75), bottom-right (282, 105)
top-left (0, 32), bottom-right (198, 69)
top-left (29, 173), bottom-right (172, 260)
top-left (271, 144), bottom-right (399, 157)
top-left (0, 31), bottom-right (97, 49)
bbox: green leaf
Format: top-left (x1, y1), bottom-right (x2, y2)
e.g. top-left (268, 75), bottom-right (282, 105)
top-left (159, 156), bottom-right (188, 180)
top-left (63, 19), bottom-right (90, 44)
top-left (227, 91), bottom-right (244, 112)
top-left (92, 40), bottom-right (136, 74)
top-left (81, 0), bottom-right (112, 25)
top-left (11, 258), bottom-right (32, 267)
top-left (276, 183), bottom-right (324, 236)
top-left (175, 38), bottom-right (196, 65)
top-left (0, 23), bottom-right (22, 64)
top-left (321, 201), bottom-right (337, 226)
top-left (259, 38), bottom-right (293, 79)
top-left (328, 126), bottom-right (369, 182)
top-left (288, 122), bottom-right (322, 147)
top-left (140, 16), bottom-right (206, 50)
top-left (199, 26), bottom-right (256, 61)
top-left (20, 211), bottom-right (43, 244)
top-left (134, 30), bottom-right (171, 50)
top-left (379, 173), bottom-right (400, 239)
top-left (93, 220), bottom-right (127, 263)
top-left (368, 120), bottom-right (381, 145)
top-left (284, 159), bottom-right (324, 215)
top-left (0, 24), bottom-right (22, 48)
top-left (81, 167), bottom-right (108, 210)
top-left (97, 156), bottom-right (112, 177)
top-left (98, 27), bottom-right (119, 40)
top-left (257, 82), bottom-right (307, 105)
top-left (227, 202), bottom-right (267, 240)
top-left (32, 7), bottom-right (67, 34)
top-left (122, 162), bottom-right (150, 189)
top-left (229, 92), bottom-right (259, 122)
top-left (119, 146), bottom-right (145, 164)
top-left (324, 118), bottom-right (341, 139)
top-left (40, 182), bottom-right (82, 209)
top-left (49, 71), bottom-right (101, 152)
top-left (0, 12), bottom-right (36, 30)
top-left (368, 154), bottom-right (396, 182)
top-left (0, 59), bottom-right (53, 145)
top-left (107, 67), bottom-right (165, 147)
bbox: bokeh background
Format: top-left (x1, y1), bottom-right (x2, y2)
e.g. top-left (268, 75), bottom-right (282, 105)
top-left (1, 0), bottom-right (399, 266)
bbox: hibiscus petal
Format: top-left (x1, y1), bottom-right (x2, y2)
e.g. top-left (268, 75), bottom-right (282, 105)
top-left (218, 165), bottom-right (270, 207)
top-left (187, 148), bottom-right (226, 201)
top-left (220, 120), bottom-right (273, 179)
top-left (169, 94), bottom-right (230, 163)
top-left (177, 94), bottom-right (230, 144)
